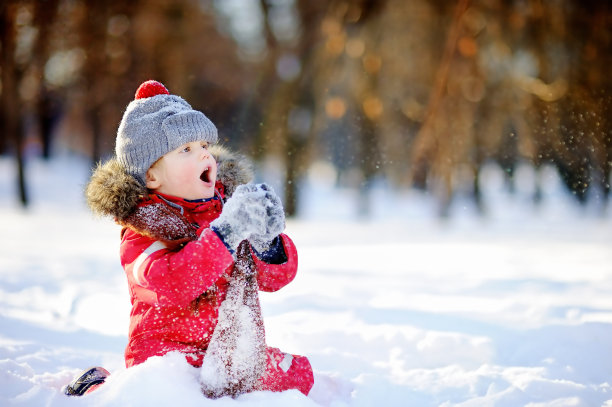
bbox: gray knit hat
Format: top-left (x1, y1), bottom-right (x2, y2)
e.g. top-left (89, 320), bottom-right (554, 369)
top-left (115, 80), bottom-right (218, 185)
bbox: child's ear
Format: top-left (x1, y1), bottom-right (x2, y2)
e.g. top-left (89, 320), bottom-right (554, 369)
top-left (145, 168), bottom-right (161, 189)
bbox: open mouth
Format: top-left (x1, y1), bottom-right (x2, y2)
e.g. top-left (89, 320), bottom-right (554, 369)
top-left (200, 167), bottom-right (211, 183)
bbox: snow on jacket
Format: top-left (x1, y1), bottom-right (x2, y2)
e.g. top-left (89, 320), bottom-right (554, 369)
top-left (85, 146), bottom-right (298, 367)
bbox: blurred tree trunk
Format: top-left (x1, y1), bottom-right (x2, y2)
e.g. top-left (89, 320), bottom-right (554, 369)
top-left (409, 0), bottom-right (470, 213)
top-left (1, 1), bottom-right (27, 206)
top-left (257, 0), bottom-right (326, 216)
top-left (32, 0), bottom-right (60, 159)
top-left (283, 0), bottom-right (326, 217)
top-left (81, 0), bottom-right (109, 165)
top-left (353, 0), bottom-right (387, 217)
top-left (252, 0), bottom-right (282, 163)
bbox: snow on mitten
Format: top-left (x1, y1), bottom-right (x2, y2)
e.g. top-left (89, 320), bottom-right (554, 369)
top-left (210, 184), bottom-right (269, 252)
top-left (200, 241), bottom-right (267, 398)
top-left (248, 184), bottom-right (286, 253)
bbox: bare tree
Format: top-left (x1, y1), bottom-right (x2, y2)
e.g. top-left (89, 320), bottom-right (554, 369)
top-left (1, 1), bottom-right (27, 206)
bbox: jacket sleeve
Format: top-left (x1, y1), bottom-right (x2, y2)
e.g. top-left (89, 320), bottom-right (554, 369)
top-left (253, 233), bottom-right (298, 292)
top-left (120, 227), bottom-right (234, 307)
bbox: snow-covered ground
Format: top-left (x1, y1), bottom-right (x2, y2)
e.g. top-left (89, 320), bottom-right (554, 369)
top-left (1, 154), bottom-right (611, 406)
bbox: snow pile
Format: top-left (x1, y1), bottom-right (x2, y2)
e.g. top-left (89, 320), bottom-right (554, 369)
top-left (1, 155), bottom-right (612, 406)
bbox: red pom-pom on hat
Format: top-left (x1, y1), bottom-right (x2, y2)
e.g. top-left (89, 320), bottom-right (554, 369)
top-left (134, 80), bottom-right (170, 100)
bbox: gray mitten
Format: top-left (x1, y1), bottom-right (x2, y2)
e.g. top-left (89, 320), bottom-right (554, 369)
top-left (210, 184), bottom-right (269, 252)
top-left (248, 184), bottom-right (285, 253)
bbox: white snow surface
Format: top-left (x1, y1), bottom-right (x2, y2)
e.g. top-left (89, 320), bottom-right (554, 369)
top-left (1, 155), bottom-right (612, 406)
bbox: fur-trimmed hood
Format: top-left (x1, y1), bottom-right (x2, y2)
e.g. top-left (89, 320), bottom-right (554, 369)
top-left (85, 145), bottom-right (253, 223)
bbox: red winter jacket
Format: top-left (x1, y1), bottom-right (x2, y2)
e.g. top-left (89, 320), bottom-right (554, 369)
top-left (119, 191), bottom-right (298, 368)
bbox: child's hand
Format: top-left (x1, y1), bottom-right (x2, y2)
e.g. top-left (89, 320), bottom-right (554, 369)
top-left (210, 183), bottom-right (279, 253)
top-left (248, 184), bottom-right (285, 253)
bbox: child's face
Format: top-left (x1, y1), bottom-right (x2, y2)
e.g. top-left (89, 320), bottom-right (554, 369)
top-left (145, 141), bottom-right (217, 200)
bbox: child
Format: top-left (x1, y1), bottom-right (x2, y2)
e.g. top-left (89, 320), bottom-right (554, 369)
top-left (70, 80), bottom-right (313, 397)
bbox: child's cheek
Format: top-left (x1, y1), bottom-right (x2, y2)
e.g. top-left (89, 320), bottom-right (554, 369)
top-left (178, 162), bottom-right (197, 183)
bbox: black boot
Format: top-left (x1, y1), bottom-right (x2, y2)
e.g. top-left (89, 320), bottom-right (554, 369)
top-left (64, 366), bottom-right (110, 396)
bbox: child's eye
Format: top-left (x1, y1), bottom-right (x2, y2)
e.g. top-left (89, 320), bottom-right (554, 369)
top-left (201, 142), bottom-right (209, 149)
top-left (181, 146), bottom-right (191, 153)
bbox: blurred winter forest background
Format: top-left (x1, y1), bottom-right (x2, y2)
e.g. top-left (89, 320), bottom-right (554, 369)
top-left (1, 0), bottom-right (610, 217)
